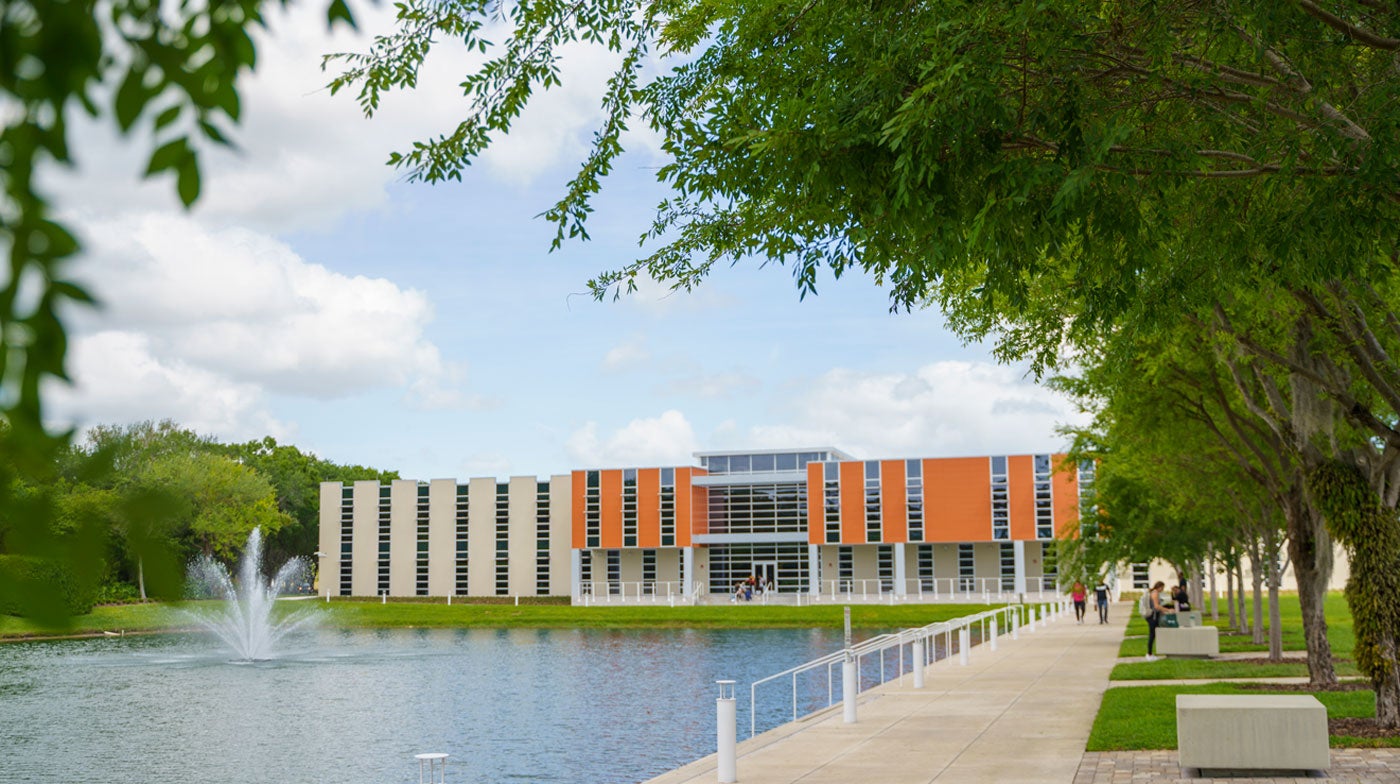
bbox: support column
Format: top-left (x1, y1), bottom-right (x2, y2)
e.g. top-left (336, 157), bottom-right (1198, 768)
top-left (1013, 540), bottom-right (1028, 598)
top-left (893, 542), bottom-right (906, 598)
top-left (570, 550), bottom-right (583, 604)
top-left (682, 546), bottom-right (695, 597)
top-left (808, 544), bottom-right (821, 595)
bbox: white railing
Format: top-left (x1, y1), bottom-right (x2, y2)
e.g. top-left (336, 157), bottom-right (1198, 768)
top-left (748, 603), bottom-right (1042, 737)
top-left (577, 581), bottom-right (699, 605)
top-left (813, 578), bottom-right (1061, 603)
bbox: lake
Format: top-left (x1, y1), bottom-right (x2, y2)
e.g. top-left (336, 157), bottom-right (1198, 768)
top-left (0, 626), bottom-right (881, 783)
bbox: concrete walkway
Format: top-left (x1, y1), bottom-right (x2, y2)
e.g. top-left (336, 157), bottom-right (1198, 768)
top-left (644, 607), bottom-right (1127, 784)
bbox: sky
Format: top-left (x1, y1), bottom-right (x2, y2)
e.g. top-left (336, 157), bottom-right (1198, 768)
top-left (41, 4), bottom-right (1090, 481)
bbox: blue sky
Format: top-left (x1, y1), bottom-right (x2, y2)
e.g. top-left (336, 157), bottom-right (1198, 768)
top-left (43, 5), bottom-right (1087, 480)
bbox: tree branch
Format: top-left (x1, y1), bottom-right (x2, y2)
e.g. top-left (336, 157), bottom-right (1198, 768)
top-left (1296, 0), bottom-right (1400, 51)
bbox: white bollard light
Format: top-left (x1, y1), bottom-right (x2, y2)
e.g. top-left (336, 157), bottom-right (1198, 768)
top-left (382, 591), bottom-right (387, 605)
top-left (990, 618), bottom-right (999, 651)
top-left (716, 680), bottom-right (737, 783)
top-left (842, 657), bottom-right (858, 723)
top-left (913, 636), bottom-right (926, 688)
top-left (958, 628), bottom-right (970, 666)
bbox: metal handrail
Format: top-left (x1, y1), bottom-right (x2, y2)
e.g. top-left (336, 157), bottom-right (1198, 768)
top-left (748, 603), bottom-right (1035, 737)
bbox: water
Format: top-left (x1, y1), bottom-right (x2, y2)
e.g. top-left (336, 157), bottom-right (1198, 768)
top-left (0, 626), bottom-right (879, 783)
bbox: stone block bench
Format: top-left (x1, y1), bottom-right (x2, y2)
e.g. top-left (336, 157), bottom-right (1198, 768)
top-left (1157, 625), bottom-right (1218, 657)
top-left (1176, 694), bottom-right (1329, 775)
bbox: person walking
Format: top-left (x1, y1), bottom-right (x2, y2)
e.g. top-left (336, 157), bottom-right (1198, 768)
top-left (1144, 580), bottom-right (1176, 661)
top-left (1094, 580), bottom-right (1110, 624)
top-left (1071, 580), bottom-right (1087, 624)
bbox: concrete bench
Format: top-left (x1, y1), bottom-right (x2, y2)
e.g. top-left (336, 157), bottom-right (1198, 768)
top-left (1176, 610), bottom-right (1203, 627)
top-left (1157, 625), bottom-right (1218, 657)
top-left (1177, 694), bottom-right (1329, 774)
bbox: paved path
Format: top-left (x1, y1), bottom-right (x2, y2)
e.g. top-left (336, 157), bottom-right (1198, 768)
top-left (644, 607), bottom-right (1126, 784)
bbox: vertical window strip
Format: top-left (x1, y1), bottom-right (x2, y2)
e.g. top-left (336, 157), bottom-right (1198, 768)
top-left (877, 545), bottom-right (893, 591)
top-left (906, 459), bottom-right (923, 541)
top-left (495, 484), bottom-right (509, 596)
top-left (377, 485), bottom-right (391, 595)
top-left (660, 467), bottom-right (675, 547)
top-left (999, 542), bottom-right (1016, 592)
top-left (416, 484), bottom-right (430, 596)
top-left (917, 544), bottom-right (934, 591)
top-left (585, 471), bottom-right (601, 549)
top-left (580, 549), bottom-right (592, 587)
top-left (990, 457), bottom-right (1009, 541)
top-left (1033, 453), bottom-right (1054, 539)
top-left (339, 485), bottom-right (353, 596)
top-left (606, 550), bottom-right (621, 595)
top-left (958, 543), bottom-right (976, 592)
top-left (642, 548), bottom-right (656, 594)
top-left (864, 461), bottom-right (881, 543)
top-left (622, 468), bottom-right (638, 548)
top-left (838, 545), bottom-right (853, 585)
top-left (1042, 543), bottom-right (1058, 591)
top-left (454, 485), bottom-right (469, 595)
top-left (536, 482), bottom-right (551, 596)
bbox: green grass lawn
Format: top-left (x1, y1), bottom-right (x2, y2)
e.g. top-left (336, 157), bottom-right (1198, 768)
top-left (1111, 657), bottom-right (1360, 680)
top-left (1089, 682), bottom-right (1393, 750)
top-left (0, 600), bottom-right (1001, 640)
top-left (1117, 592), bottom-right (1355, 659)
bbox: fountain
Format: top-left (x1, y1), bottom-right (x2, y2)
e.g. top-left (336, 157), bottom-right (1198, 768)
top-left (185, 527), bottom-right (318, 661)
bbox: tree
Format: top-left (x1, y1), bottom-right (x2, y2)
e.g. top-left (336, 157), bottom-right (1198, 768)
top-left (1, 0), bottom-right (355, 621)
top-left (216, 436), bottom-right (398, 567)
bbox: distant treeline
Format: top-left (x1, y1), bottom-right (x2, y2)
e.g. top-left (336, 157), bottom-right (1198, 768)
top-left (0, 420), bottom-right (395, 616)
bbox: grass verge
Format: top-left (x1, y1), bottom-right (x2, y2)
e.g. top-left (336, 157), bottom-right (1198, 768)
top-left (0, 600), bottom-right (1001, 640)
top-left (1116, 592), bottom-right (1355, 660)
top-left (1089, 682), bottom-right (1390, 750)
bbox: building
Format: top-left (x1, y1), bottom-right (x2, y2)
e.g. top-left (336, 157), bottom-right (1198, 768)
top-left (317, 448), bottom-right (1090, 603)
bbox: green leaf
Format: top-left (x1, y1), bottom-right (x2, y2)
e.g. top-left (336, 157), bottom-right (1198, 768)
top-left (176, 155), bottom-right (202, 206)
top-left (114, 67), bottom-right (148, 132)
top-left (153, 105), bottom-right (181, 131)
top-left (326, 0), bottom-right (356, 30)
top-left (144, 137), bottom-right (190, 177)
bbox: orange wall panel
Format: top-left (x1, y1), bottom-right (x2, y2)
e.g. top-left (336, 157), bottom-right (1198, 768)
top-left (676, 467), bottom-right (707, 545)
top-left (1052, 454), bottom-right (1080, 539)
top-left (924, 457), bottom-right (992, 542)
top-left (807, 462), bottom-right (824, 545)
top-left (638, 468), bottom-right (661, 548)
top-left (880, 459), bottom-right (908, 543)
top-left (840, 462), bottom-right (866, 544)
top-left (571, 470), bottom-right (587, 549)
top-left (1008, 455), bottom-right (1037, 541)
top-left (600, 469), bottom-right (622, 549)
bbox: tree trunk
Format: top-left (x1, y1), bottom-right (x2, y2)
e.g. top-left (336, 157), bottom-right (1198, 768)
top-left (1249, 539), bottom-right (1265, 646)
top-left (1226, 554), bottom-right (1237, 629)
top-left (1209, 554), bottom-right (1219, 621)
top-left (138, 556), bottom-right (147, 601)
top-left (1377, 637), bottom-right (1400, 728)
top-left (1236, 560), bottom-right (1248, 634)
top-left (1287, 498), bottom-right (1338, 687)
top-left (1266, 529), bottom-right (1283, 661)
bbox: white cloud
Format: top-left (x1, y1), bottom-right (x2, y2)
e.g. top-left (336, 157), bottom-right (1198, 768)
top-left (729, 361), bottom-right (1087, 458)
top-left (602, 335), bottom-right (651, 370)
top-left (566, 410), bottom-right (697, 467)
top-left (45, 212), bottom-right (466, 439)
top-left (48, 331), bottom-right (290, 441)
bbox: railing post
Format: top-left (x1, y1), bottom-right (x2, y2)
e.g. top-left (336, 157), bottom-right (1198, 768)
top-left (990, 617), bottom-right (999, 651)
top-left (716, 680), bottom-right (736, 783)
top-left (912, 635), bottom-right (925, 688)
top-left (1012, 607), bottom-right (1019, 639)
top-left (843, 607), bottom-right (857, 723)
top-left (958, 627), bottom-right (970, 666)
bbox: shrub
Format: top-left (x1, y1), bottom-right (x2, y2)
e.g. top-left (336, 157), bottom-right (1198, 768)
top-left (0, 555), bottom-right (97, 617)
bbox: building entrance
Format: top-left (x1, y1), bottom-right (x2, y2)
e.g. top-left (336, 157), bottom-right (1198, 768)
top-left (755, 561), bottom-right (777, 592)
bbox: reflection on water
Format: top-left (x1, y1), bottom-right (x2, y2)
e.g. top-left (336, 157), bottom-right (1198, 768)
top-left (0, 626), bottom-right (872, 784)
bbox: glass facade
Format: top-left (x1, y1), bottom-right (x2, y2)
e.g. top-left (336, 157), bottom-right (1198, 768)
top-left (622, 469), bottom-right (638, 548)
top-left (585, 470), bottom-right (600, 548)
top-left (864, 461), bottom-right (881, 543)
top-left (454, 484), bottom-right (469, 595)
top-left (708, 543), bottom-right (809, 593)
top-left (706, 483), bottom-right (807, 535)
top-left (958, 543), bottom-right (975, 591)
top-left (999, 542), bottom-right (1015, 592)
top-left (906, 459), bottom-right (924, 541)
top-left (536, 482), bottom-right (551, 595)
top-left (339, 485), bottom-right (353, 596)
top-left (660, 468), bottom-right (676, 547)
top-left (823, 463), bottom-right (840, 543)
top-left (701, 451), bottom-right (827, 475)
